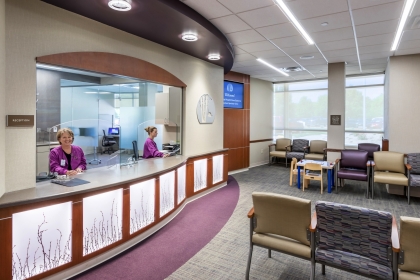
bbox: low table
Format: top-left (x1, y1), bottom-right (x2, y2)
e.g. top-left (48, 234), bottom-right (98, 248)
top-left (296, 159), bottom-right (336, 193)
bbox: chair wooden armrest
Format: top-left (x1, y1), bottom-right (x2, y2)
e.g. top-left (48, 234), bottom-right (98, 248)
top-left (391, 216), bottom-right (400, 252)
top-left (268, 144), bottom-right (275, 147)
top-left (309, 212), bottom-right (317, 232)
top-left (406, 163), bottom-right (412, 170)
top-left (247, 207), bottom-right (254, 218)
top-left (335, 158), bottom-right (340, 164)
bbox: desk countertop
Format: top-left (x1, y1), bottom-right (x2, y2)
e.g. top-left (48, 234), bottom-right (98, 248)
top-left (0, 149), bottom-right (227, 208)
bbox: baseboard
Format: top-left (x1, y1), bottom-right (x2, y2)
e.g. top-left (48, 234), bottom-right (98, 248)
top-left (228, 168), bottom-right (249, 175)
top-left (249, 161), bottom-right (268, 168)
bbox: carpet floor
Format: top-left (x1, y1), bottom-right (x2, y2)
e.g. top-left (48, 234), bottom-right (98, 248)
top-left (168, 164), bottom-right (420, 280)
top-left (71, 176), bottom-right (240, 280)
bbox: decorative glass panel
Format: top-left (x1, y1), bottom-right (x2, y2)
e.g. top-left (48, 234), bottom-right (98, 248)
top-left (160, 171), bottom-right (175, 217)
top-left (194, 159), bottom-right (207, 192)
top-left (130, 179), bottom-right (155, 234)
top-left (212, 155), bottom-right (223, 184)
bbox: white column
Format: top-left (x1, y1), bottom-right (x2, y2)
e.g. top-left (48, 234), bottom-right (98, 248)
top-left (327, 62), bottom-right (345, 161)
top-left (0, 0), bottom-right (5, 197)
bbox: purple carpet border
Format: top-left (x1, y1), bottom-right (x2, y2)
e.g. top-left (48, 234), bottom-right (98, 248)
top-left (71, 176), bottom-right (240, 280)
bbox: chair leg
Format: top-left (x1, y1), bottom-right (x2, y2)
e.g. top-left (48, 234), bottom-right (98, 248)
top-left (310, 259), bottom-right (315, 280)
top-left (408, 185), bottom-right (410, 205)
top-left (322, 264), bottom-right (325, 275)
top-left (245, 245), bottom-right (253, 280)
top-left (320, 178), bottom-right (323, 194)
top-left (268, 249), bottom-right (271, 258)
top-left (372, 182), bottom-right (374, 200)
top-left (285, 157), bottom-right (288, 168)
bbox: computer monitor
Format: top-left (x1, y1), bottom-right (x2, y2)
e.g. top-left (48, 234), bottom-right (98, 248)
top-left (108, 127), bottom-right (120, 135)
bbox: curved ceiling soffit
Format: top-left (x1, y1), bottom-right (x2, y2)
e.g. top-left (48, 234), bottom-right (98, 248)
top-left (36, 52), bottom-right (187, 88)
top-left (40, 0), bottom-right (235, 74)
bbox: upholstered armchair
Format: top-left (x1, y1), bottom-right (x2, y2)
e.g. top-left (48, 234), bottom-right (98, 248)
top-left (285, 139), bottom-right (309, 167)
top-left (268, 138), bottom-right (291, 166)
top-left (304, 140), bottom-right (327, 161)
top-left (336, 150), bottom-right (370, 198)
top-left (358, 143), bottom-right (380, 160)
top-left (313, 201), bottom-right (399, 280)
top-left (246, 192), bottom-right (314, 280)
top-left (406, 153), bottom-right (420, 205)
top-left (399, 216), bottom-right (420, 280)
top-left (372, 151), bottom-right (408, 202)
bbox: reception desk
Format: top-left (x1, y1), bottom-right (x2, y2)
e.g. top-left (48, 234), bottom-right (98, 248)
top-left (0, 149), bottom-right (228, 280)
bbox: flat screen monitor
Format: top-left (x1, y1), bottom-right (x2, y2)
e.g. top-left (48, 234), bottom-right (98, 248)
top-left (223, 81), bottom-right (244, 109)
top-left (108, 127), bottom-right (120, 135)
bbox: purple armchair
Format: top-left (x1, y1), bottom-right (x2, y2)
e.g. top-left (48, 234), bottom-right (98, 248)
top-left (358, 143), bottom-right (380, 160)
top-left (336, 150), bottom-right (370, 198)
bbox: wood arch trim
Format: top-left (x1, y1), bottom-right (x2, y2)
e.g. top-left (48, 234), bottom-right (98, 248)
top-left (36, 52), bottom-right (187, 88)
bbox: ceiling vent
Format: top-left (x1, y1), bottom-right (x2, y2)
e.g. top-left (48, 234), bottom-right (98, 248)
top-left (411, 16), bottom-right (420, 29)
top-left (280, 66), bottom-right (304, 72)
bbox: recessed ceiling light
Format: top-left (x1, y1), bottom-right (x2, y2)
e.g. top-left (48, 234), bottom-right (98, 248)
top-left (391, 0), bottom-right (416, 51)
top-left (321, 22), bottom-right (329, 26)
top-left (208, 54), bottom-right (221, 60)
top-left (319, 70), bottom-right (323, 72)
top-left (182, 33), bottom-right (198, 41)
top-left (299, 55), bottom-right (314, 60)
top-left (256, 58), bottom-right (289, 76)
top-left (108, 0), bottom-right (132, 11)
top-left (280, 66), bottom-right (303, 72)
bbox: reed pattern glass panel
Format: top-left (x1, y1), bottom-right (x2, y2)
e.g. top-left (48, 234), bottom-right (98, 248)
top-left (160, 171), bottom-right (175, 217)
top-left (212, 155), bottom-right (223, 184)
top-left (194, 159), bottom-right (207, 192)
top-left (130, 179), bottom-right (155, 234)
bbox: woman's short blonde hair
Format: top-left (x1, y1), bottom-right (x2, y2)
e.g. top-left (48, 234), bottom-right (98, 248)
top-left (56, 128), bottom-right (74, 144)
top-left (144, 126), bottom-right (157, 135)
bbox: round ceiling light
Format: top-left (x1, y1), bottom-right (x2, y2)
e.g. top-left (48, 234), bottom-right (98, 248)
top-left (300, 55), bottom-right (314, 60)
top-left (208, 54), bottom-right (221, 60)
top-left (108, 0), bottom-right (132, 11)
top-left (321, 22), bottom-right (329, 26)
top-left (182, 33), bottom-right (198, 41)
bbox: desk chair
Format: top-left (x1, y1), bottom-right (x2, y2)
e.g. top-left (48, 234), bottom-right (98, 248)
top-left (101, 129), bottom-right (117, 155)
top-left (303, 163), bottom-right (323, 193)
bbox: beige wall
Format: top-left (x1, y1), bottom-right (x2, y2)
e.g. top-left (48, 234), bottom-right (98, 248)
top-left (388, 54), bottom-right (420, 153)
top-left (5, 0), bottom-right (224, 193)
top-left (250, 77), bottom-right (272, 167)
top-left (327, 62), bottom-right (345, 161)
top-left (0, 0), bottom-right (5, 197)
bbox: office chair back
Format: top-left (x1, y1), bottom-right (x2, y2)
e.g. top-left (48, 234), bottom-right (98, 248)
top-left (132, 140), bottom-right (139, 161)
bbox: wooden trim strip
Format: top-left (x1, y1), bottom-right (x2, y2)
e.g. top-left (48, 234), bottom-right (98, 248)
top-left (250, 139), bottom-right (272, 143)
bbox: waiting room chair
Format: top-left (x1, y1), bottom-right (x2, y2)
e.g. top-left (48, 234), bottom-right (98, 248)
top-left (303, 163), bottom-right (323, 193)
top-left (358, 143), bottom-right (380, 160)
top-left (406, 153), bottom-right (420, 205)
top-left (285, 139), bottom-right (309, 167)
top-left (398, 216), bottom-right (420, 280)
top-left (314, 201), bottom-right (399, 280)
top-left (268, 138), bottom-right (291, 166)
top-left (304, 140), bottom-right (327, 161)
top-left (289, 158), bottom-right (302, 186)
top-left (246, 192), bottom-right (314, 280)
top-left (101, 129), bottom-right (117, 154)
top-left (372, 151), bottom-right (408, 202)
top-left (336, 150), bottom-right (370, 198)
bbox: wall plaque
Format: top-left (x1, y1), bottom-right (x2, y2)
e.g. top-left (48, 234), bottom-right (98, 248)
top-left (330, 115), bottom-right (341, 126)
top-left (6, 115), bottom-right (35, 127)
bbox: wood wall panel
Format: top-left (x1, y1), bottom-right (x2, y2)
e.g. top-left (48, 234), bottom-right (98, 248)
top-left (224, 71), bottom-right (250, 172)
top-left (0, 218), bottom-right (12, 280)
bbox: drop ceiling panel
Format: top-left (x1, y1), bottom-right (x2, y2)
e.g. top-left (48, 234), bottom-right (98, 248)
top-left (288, 52), bottom-right (325, 62)
top-left (359, 44), bottom-right (392, 54)
top-left (271, 35), bottom-right (308, 48)
top-left (328, 54), bottom-right (358, 63)
top-left (300, 12), bottom-right (352, 33)
top-left (227, 29), bottom-right (266, 45)
top-left (355, 19), bottom-right (399, 37)
top-left (397, 39), bottom-right (420, 50)
top-left (355, 57), bottom-right (389, 66)
top-left (183, 0), bottom-right (232, 19)
top-left (323, 48), bottom-right (356, 58)
top-left (256, 22), bottom-right (300, 40)
top-left (281, 45), bottom-right (319, 56)
top-left (351, 2), bottom-right (404, 26)
top-left (238, 41), bottom-right (278, 52)
top-left (359, 51), bottom-right (393, 60)
top-left (410, 1), bottom-right (420, 16)
top-left (304, 64), bottom-right (329, 72)
top-left (357, 33), bottom-right (395, 47)
top-left (285, 0), bottom-right (348, 20)
top-left (401, 29), bottom-right (420, 42)
top-left (350, 0), bottom-right (402, 10)
top-left (232, 65), bottom-right (269, 72)
top-left (234, 53), bottom-right (256, 61)
top-left (234, 46), bottom-right (247, 54)
top-left (237, 6), bottom-right (289, 28)
top-left (395, 47), bottom-right (420, 55)
top-left (261, 55), bottom-right (294, 64)
top-left (311, 27), bottom-right (354, 43)
top-left (251, 49), bottom-right (288, 59)
top-left (317, 38), bottom-right (356, 51)
top-left (217, 0), bottom-right (274, 14)
top-left (209, 15), bottom-right (251, 34)
top-left (232, 59), bottom-right (261, 67)
top-left (297, 58), bottom-right (328, 66)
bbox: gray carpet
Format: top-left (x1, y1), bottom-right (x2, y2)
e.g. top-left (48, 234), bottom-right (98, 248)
top-left (167, 164), bottom-right (420, 280)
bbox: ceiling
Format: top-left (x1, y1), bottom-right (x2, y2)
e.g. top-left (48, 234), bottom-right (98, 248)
top-left (41, 0), bottom-right (234, 73)
top-left (183, 0), bottom-right (420, 82)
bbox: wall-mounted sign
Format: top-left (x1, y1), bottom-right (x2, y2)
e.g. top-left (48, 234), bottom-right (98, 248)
top-left (196, 94), bottom-right (215, 124)
top-left (330, 115), bottom-right (341, 126)
top-left (6, 115), bottom-right (35, 127)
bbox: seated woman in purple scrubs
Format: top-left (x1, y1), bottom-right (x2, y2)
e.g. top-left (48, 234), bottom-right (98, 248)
top-left (143, 126), bottom-right (169, 159)
top-left (50, 128), bottom-right (87, 175)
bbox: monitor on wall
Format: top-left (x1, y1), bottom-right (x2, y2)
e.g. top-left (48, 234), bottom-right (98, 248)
top-left (108, 127), bottom-right (120, 135)
top-left (223, 81), bottom-right (244, 109)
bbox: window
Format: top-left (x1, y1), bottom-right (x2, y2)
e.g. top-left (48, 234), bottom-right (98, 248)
top-left (345, 75), bottom-right (384, 147)
top-left (273, 80), bottom-right (328, 141)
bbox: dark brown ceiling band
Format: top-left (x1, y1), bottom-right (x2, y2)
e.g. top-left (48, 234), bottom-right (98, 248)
top-left (41, 0), bottom-right (234, 73)
top-left (36, 52), bottom-right (187, 88)
top-left (249, 139), bottom-right (273, 143)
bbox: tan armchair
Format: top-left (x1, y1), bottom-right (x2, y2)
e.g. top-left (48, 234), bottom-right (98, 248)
top-left (399, 216), bottom-right (420, 280)
top-left (268, 138), bottom-right (291, 166)
top-left (246, 192), bottom-right (314, 280)
top-left (304, 140), bottom-right (327, 161)
top-left (372, 151), bottom-right (408, 202)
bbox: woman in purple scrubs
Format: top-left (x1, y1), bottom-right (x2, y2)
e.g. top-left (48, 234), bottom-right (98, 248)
top-left (49, 128), bottom-right (87, 175)
top-left (143, 126), bottom-right (169, 159)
